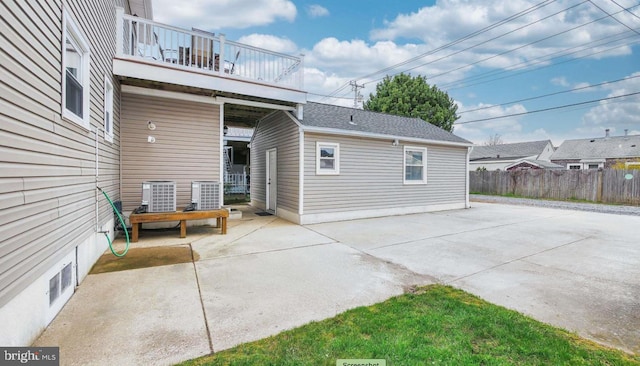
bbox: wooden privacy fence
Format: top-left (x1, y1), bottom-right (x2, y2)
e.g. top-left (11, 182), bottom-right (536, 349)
top-left (470, 169), bottom-right (640, 206)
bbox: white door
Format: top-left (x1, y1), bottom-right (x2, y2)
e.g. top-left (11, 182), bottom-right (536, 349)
top-left (266, 149), bottom-right (277, 212)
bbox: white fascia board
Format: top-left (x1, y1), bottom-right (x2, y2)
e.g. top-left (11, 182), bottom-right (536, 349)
top-left (300, 126), bottom-right (473, 148)
top-left (284, 110), bottom-right (303, 128)
top-left (216, 97), bottom-right (296, 112)
top-left (113, 58), bottom-right (307, 104)
top-left (224, 136), bottom-right (252, 142)
top-left (121, 85), bottom-right (221, 105)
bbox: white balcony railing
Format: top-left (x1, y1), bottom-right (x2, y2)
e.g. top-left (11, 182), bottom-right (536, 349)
top-left (115, 9), bottom-right (304, 90)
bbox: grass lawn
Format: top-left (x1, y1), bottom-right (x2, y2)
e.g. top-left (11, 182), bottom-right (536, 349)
top-left (178, 285), bottom-right (639, 366)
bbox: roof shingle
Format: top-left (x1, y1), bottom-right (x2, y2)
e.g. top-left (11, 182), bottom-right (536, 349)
top-left (551, 135), bottom-right (640, 160)
top-left (470, 140), bottom-right (552, 160)
top-left (297, 102), bottom-right (471, 144)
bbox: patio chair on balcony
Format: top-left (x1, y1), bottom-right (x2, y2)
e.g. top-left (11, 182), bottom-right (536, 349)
top-left (191, 29), bottom-right (215, 70)
top-left (215, 50), bottom-right (240, 74)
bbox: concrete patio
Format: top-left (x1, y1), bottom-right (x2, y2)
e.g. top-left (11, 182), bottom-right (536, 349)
top-left (34, 202), bottom-right (640, 365)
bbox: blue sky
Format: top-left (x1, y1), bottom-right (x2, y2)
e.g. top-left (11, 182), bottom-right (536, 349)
top-left (153, 0), bottom-right (640, 145)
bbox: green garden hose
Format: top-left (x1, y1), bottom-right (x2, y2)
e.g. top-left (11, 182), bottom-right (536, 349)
top-left (98, 187), bottom-right (130, 257)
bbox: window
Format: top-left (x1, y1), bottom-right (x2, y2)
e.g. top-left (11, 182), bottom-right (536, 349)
top-left (62, 9), bottom-right (91, 128)
top-left (587, 164), bottom-right (600, 169)
top-left (404, 146), bottom-right (427, 184)
top-left (568, 164), bottom-right (582, 170)
top-left (316, 142), bottom-right (339, 175)
top-left (104, 76), bottom-right (114, 142)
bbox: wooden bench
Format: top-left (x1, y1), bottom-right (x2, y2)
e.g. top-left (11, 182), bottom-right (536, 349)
top-left (129, 209), bottom-right (229, 242)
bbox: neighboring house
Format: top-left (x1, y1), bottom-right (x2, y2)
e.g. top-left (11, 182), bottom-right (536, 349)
top-left (224, 127), bottom-right (253, 194)
top-left (550, 131), bottom-right (640, 169)
top-left (469, 140), bottom-right (555, 171)
top-left (1, 1), bottom-right (304, 345)
top-left (505, 160), bottom-right (564, 171)
top-left (250, 102), bottom-right (473, 225)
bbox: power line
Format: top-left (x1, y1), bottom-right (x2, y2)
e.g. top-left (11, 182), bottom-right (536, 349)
top-left (364, 0), bottom-right (591, 86)
top-left (588, 0), bottom-right (640, 35)
top-left (610, 0), bottom-right (640, 21)
top-left (440, 29), bottom-right (639, 90)
top-left (421, 7), bottom-right (632, 85)
top-left (322, 0), bottom-right (558, 99)
top-left (457, 74), bottom-right (640, 114)
top-left (454, 91), bottom-right (640, 125)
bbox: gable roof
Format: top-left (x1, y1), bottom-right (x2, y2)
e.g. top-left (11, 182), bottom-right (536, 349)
top-left (506, 159), bottom-right (564, 170)
top-left (470, 140), bottom-right (552, 161)
top-left (551, 134), bottom-right (640, 160)
top-left (296, 102), bottom-right (471, 146)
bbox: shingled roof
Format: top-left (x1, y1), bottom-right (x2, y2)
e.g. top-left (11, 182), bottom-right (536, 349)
top-left (551, 134), bottom-right (640, 160)
top-left (470, 140), bottom-right (551, 160)
top-left (297, 102), bottom-right (471, 145)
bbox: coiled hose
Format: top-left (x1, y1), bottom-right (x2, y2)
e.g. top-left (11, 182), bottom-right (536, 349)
top-left (98, 187), bottom-right (130, 257)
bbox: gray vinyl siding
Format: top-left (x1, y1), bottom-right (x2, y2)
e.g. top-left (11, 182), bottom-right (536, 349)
top-left (251, 111), bottom-right (299, 213)
top-left (303, 133), bottom-right (467, 214)
top-left (0, 0), bottom-right (126, 306)
top-left (120, 94), bottom-right (220, 214)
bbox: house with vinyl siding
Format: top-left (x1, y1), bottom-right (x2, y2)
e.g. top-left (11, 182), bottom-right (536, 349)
top-left (251, 102), bottom-right (473, 224)
top-left (0, 0), bottom-right (304, 345)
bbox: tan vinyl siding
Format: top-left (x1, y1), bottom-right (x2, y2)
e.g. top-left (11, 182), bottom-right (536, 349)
top-left (0, 0), bottom-right (126, 306)
top-left (120, 94), bottom-right (220, 214)
top-left (251, 112), bottom-right (299, 213)
top-left (303, 133), bottom-right (467, 214)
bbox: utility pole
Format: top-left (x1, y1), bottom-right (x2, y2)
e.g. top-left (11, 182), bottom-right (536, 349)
top-left (350, 80), bottom-right (364, 108)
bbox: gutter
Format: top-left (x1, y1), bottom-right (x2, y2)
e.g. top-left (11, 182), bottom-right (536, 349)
top-left (301, 125), bottom-right (473, 148)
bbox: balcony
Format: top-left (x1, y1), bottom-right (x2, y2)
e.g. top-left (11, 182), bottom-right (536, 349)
top-left (113, 8), bottom-right (306, 105)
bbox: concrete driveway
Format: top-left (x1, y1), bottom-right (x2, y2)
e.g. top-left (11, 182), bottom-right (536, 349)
top-left (35, 202), bottom-right (640, 365)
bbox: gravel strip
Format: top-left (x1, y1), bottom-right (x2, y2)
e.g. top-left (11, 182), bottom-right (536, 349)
top-left (471, 194), bottom-right (640, 216)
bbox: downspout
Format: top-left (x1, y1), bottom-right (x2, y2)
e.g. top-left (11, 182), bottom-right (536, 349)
top-left (466, 146), bottom-right (473, 208)
top-left (95, 126), bottom-right (100, 231)
top-left (219, 103), bottom-right (225, 207)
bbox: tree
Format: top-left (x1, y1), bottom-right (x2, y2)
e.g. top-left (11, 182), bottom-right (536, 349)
top-left (484, 133), bottom-right (504, 146)
top-left (363, 73), bottom-right (459, 132)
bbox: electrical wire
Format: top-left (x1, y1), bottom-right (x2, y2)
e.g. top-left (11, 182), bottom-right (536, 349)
top-left (588, 0), bottom-right (640, 35)
top-left (458, 74), bottom-right (640, 114)
top-left (454, 91), bottom-right (640, 125)
top-left (321, 0), bottom-right (558, 100)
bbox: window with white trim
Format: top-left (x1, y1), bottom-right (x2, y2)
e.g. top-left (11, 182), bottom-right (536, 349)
top-left (404, 146), bottom-right (427, 184)
top-left (568, 164), bottom-right (582, 170)
top-left (104, 76), bottom-right (114, 142)
top-left (316, 142), bottom-right (339, 175)
top-left (62, 9), bottom-right (91, 128)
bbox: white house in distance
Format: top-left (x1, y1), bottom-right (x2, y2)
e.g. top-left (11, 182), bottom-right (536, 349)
top-left (550, 130), bottom-right (640, 169)
top-left (469, 140), bottom-right (555, 171)
top-left (0, 0), bottom-right (471, 346)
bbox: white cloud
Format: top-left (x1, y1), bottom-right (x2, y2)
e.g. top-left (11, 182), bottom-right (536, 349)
top-left (551, 77), bottom-right (570, 87)
top-left (581, 72), bottom-right (640, 134)
top-left (237, 34), bottom-right (298, 53)
top-left (307, 5), bottom-right (329, 18)
top-left (369, 0), bottom-right (635, 70)
top-left (453, 102), bottom-right (527, 144)
top-left (153, 0), bottom-right (296, 30)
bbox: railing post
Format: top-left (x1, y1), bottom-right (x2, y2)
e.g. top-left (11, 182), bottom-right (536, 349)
top-left (116, 7), bottom-right (124, 57)
top-left (218, 33), bottom-right (225, 76)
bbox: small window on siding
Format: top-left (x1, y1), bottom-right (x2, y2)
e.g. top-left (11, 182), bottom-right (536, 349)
top-left (568, 164), bottom-right (581, 170)
top-left (316, 142), bottom-right (340, 175)
top-left (62, 8), bottom-right (91, 129)
top-left (404, 146), bottom-right (427, 184)
top-left (104, 76), bottom-right (114, 142)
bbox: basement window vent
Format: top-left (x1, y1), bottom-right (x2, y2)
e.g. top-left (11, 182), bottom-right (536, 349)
top-left (49, 263), bottom-right (73, 306)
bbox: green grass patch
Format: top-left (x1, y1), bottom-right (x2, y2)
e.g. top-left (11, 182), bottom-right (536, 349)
top-left (470, 192), bottom-right (627, 206)
top-left (178, 285), bottom-right (639, 366)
